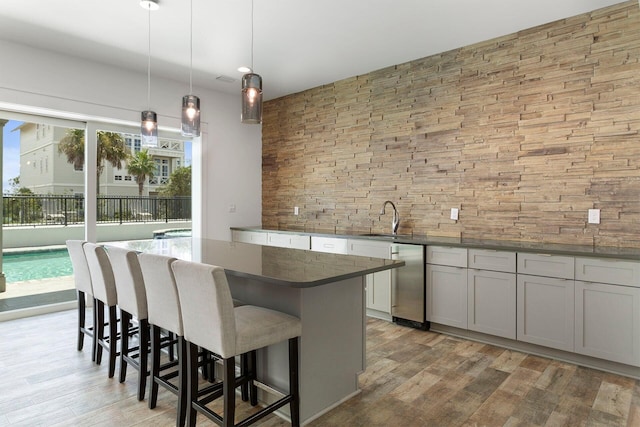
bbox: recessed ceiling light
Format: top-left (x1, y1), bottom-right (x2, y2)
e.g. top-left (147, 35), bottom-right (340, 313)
top-left (238, 66), bottom-right (252, 73)
top-left (140, 0), bottom-right (160, 11)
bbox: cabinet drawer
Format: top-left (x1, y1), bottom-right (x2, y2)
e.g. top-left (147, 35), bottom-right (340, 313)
top-left (426, 246), bottom-right (467, 267)
top-left (232, 230), bottom-right (267, 245)
top-left (266, 232), bottom-right (310, 250)
top-left (311, 236), bottom-right (348, 254)
top-left (347, 239), bottom-right (391, 259)
top-left (575, 257), bottom-right (640, 287)
top-left (517, 253), bottom-right (574, 279)
top-left (468, 249), bottom-right (516, 273)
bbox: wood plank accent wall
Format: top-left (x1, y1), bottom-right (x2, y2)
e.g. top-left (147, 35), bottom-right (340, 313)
top-left (262, 1), bottom-right (640, 248)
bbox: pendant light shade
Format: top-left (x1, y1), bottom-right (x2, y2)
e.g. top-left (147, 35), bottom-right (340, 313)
top-left (241, 0), bottom-right (262, 124)
top-left (181, 0), bottom-right (201, 137)
top-left (181, 94), bottom-right (201, 136)
top-left (141, 0), bottom-right (158, 147)
top-left (241, 73), bottom-right (262, 124)
top-left (141, 110), bottom-right (158, 146)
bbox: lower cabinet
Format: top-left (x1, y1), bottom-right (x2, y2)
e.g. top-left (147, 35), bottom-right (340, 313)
top-left (467, 269), bottom-right (516, 339)
top-left (516, 274), bottom-right (574, 352)
top-left (348, 239), bottom-right (392, 318)
top-left (575, 280), bottom-right (640, 367)
top-left (427, 264), bottom-right (467, 329)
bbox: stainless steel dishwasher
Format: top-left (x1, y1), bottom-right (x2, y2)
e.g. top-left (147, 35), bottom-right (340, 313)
top-left (391, 243), bottom-right (428, 330)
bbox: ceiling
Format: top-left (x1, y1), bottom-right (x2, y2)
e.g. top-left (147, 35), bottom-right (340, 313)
top-left (0, 0), bottom-right (625, 101)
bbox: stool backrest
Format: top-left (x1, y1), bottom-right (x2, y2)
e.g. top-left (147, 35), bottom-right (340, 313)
top-left (171, 260), bottom-right (236, 359)
top-left (83, 242), bottom-right (117, 306)
top-left (66, 240), bottom-right (92, 295)
top-left (106, 246), bottom-right (148, 319)
top-left (138, 253), bottom-right (182, 335)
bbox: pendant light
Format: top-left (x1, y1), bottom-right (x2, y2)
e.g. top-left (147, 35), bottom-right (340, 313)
top-left (241, 0), bottom-right (263, 124)
top-left (141, 0), bottom-right (158, 147)
top-left (181, 0), bottom-right (201, 136)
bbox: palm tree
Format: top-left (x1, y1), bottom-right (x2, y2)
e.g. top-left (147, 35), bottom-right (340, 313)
top-left (58, 129), bottom-right (128, 194)
top-left (127, 149), bottom-right (156, 196)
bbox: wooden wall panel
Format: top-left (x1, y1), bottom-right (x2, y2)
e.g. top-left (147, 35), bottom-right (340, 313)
top-left (262, 1), bottom-right (640, 248)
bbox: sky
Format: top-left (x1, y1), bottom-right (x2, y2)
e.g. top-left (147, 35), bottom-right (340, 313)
top-left (3, 120), bottom-right (21, 193)
top-left (2, 120), bottom-right (191, 194)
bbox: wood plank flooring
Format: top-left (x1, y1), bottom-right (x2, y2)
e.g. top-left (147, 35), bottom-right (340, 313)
top-left (1, 310), bottom-right (638, 426)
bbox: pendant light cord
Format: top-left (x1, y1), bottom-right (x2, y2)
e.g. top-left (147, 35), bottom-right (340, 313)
top-left (147, 7), bottom-right (151, 109)
top-left (251, 0), bottom-right (254, 71)
top-left (189, 0), bottom-right (193, 94)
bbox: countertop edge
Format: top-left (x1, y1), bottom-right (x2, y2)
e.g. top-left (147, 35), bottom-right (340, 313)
top-left (231, 226), bottom-right (640, 260)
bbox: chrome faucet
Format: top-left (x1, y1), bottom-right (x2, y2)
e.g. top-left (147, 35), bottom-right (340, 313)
top-left (380, 201), bottom-right (400, 235)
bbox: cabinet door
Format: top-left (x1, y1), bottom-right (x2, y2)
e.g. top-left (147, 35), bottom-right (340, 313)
top-left (366, 270), bottom-right (392, 314)
top-left (427, 264), bottom-right (467, 329)
top-left (348, 239), bottom-right (392, 316)
top-left (467, 269), bottom-right (516, 339)
top-left (575, 281), bottom-right (640, 367)
top-left (232, 230), bottom-right (267, 245)
top-left (517, 274), bottom-right (574, 352)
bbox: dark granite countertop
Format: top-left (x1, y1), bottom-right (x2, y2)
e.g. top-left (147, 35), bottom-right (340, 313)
top-left (231, 226), bottom-right (640, 261)
top-left (107, 237), bottom-right (404, 288)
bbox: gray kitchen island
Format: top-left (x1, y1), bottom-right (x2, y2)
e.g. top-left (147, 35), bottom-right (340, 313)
top-left (108, 237), bottom-right (404, 425)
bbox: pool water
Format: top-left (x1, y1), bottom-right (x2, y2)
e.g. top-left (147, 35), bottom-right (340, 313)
top-left (3, 249), bottom-right (73, 283)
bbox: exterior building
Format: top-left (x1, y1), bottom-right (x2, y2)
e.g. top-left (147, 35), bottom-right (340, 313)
top-left (17, 122), bottom-right (185, 196)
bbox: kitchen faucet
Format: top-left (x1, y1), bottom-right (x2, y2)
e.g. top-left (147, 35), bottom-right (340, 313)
top-left (380, 201), bottom-right (400, 235)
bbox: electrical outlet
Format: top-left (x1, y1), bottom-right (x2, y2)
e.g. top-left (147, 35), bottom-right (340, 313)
top-left (294, 206), bottom-right (299, 216)
top-left (588, 209), bottom-right (600, 224)
top-left (228, 204), bottom-right (236, 213)
top-left (450, 208), bottom-right (459, 220)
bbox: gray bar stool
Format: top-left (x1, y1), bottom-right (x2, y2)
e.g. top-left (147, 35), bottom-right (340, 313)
top-left (83, 242), bottom-right (119, 378)
top-left (138, 253), bottom-right (188, 427)
top-left (66, 240), bottom-right (95, 360)
top-left (106, 246), bottom-right (150, 401)
top-left (171, 260), bottom-right (302, 427)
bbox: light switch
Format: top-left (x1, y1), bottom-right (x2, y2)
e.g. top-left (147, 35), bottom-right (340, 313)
top-left (294, 206), bottom-right (299, 216)
top-left (450, 208), bottom-right (459, 220)
top-left (588, 209), bottom-right (600, 224)
top-left (228, 204), bottom-right (236, 213)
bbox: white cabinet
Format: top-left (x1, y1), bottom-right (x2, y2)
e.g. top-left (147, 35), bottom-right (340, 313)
top-left (468, 269), bottom-right (516, 339)
top-left (232, 229), bottom-right (268, 245)
top-left (347, 239), bottom-right (392, 319)
top-left (426, 246), bottom-right (468, 329)
top-left (574, 256), bottom-right (640, 367)
top-left (467, 249), bottom-right (516, 339)
top-left (515, 252), bottom-right (575, 352)
top-left (266, 232), bottom-right (310, 250)
top-left (517, 274), bottom-right (574, 352)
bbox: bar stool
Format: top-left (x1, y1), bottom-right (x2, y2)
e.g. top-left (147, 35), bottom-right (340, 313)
top-left (66, 240), bottom-right (95, 360)
top-left (106, 246), bottom-right (150, 401)
top-left (83, 242), bottom-right (119, 378)
top-left (171, 260), bottom-right (302, 427)
top-left (138, 253), bottom-right (188, 427)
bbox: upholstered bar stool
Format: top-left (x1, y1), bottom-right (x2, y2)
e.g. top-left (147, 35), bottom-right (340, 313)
top-left (83, 242), bottom-right (119, 378)
top-left (66, 240), bottom-right (95, 360)
top-left (138, 253), bottom-right (188, 427)
top-left (171, 260), bottom-right (302, 427)
top-left (106, 246), bottom-right (150, 401)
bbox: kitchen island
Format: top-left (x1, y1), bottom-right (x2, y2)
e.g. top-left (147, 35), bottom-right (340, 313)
top-left (107, 237), bottom-right (404, 425)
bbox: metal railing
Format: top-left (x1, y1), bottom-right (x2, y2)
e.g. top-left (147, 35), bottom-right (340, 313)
top-left (3, 195), bottom-right (191, 227)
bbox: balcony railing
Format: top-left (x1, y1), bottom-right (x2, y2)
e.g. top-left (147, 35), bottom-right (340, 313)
top-left (3, 195), bottom-right (191, 227)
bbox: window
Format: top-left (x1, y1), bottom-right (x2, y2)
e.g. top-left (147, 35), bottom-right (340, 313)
top-left (124, 176), bottom-right (132, 181)
top-left (151, 158), bottom-right (170, 185)
top-left (114, 175), bottom-right (122, 181)
top-left (125, 135), bottom-right (141, 153)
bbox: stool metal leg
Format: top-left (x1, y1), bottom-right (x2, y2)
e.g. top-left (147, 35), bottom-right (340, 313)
top-left (289, 337), bottom-right (300, 427)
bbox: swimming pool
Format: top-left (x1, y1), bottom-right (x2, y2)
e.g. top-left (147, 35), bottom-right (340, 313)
top-left (3, 249), bottom-right (72, 283)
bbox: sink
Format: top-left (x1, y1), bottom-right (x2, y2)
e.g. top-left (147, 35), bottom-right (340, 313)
top-left (358, 233), bottom-right (411, 239)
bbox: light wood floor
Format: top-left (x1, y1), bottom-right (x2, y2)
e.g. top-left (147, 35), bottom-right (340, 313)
top-left (1, 309), bottom-right (639, 427)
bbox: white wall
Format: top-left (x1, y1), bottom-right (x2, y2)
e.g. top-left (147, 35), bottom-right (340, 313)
top-left (0, 39), bottom-right (262, 240)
